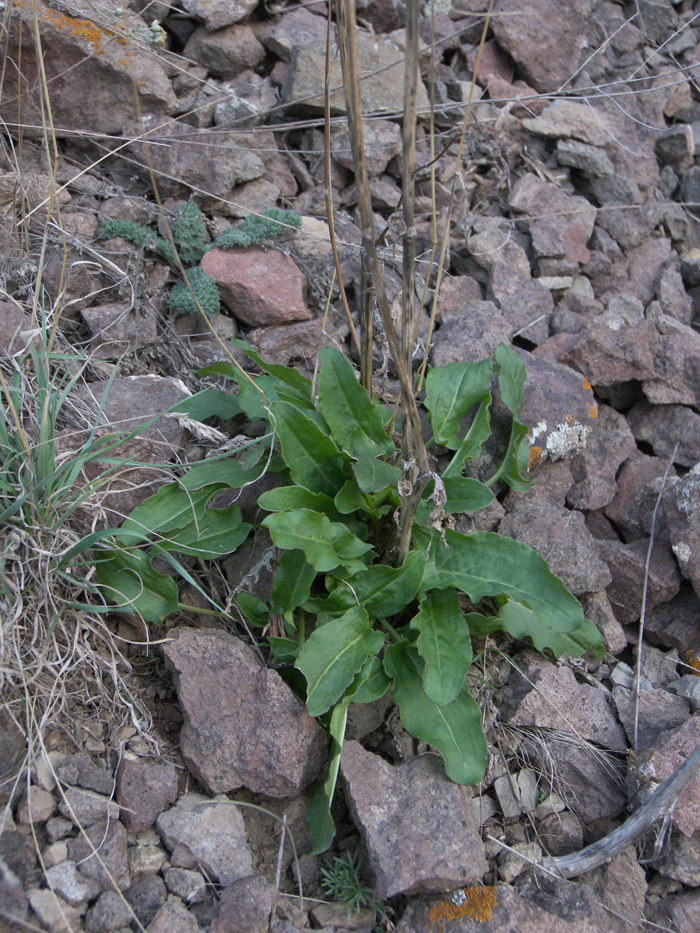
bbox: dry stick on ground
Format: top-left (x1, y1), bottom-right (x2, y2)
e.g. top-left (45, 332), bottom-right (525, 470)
top-left (542, 742), bottom-right (700, 879)
top-left (633, 445), bottom-right (679, 753)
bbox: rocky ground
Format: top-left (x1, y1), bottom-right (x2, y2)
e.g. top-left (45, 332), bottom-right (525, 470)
top-left (3, 0), bottom-right (700, 930)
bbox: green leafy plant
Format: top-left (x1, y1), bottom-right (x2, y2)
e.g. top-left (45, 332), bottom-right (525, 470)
top-left (100, 206), bottom-right (301, 317)
top-left (321, 850), bottom-right (387, 929)
top-left (206, 208), bottom-right (302, 250)
top-left (99, 339), bottom-right (604, 852)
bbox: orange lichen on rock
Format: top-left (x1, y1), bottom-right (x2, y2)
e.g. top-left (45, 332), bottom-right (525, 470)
top-left (16, 0), bottom-right (126, 57)
top-left (588, 403), bottom-right (598, 418)
top-left (582, 377), bottom-right (592, 390)
top-left (528, 446), bottom-right (543, 470)
top-left (685, 649), bottom-right (700, 677)
top-left (428, 886), bottom-right (499, 930)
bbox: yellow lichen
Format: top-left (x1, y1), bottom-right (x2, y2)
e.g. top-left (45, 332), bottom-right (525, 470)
top-left (685, 649), bottom-right (700, 677)
top-left (588, 403), bottom-right (598, 419)
top-left (528, 446), bottom-right (543, 470)
top-left (428, 886), bottom-right (499, 930)
top-left (582, 377), bottom-right (592, 391)
top-left (16, 0), bottom-right (127, 58)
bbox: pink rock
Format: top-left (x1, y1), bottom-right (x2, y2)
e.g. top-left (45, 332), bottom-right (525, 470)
top-left (341, 742), bottom-right (487, 899)
top-left (201, 247), bottom-right (312, 326)
top-left (162, 628), bottom-right (327, 797)
top-left (642, 716), bottom-right (700, 837)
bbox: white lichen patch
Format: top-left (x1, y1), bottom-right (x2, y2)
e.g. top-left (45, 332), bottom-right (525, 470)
top-left (545, 420), bottom-right (590, 460)
top-left (673, 542), bottom-right (692, 565)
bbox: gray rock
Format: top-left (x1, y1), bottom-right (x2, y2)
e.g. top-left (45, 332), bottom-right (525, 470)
top-left (122, 115), bottom-right (266, 201)
top-left (81, 303), bottom-right (158, 360)
top-left (156, 793), bottom-right (252, 886)
top-left (509, 174), bottom-right (596, 264)
top-left (647, 588), bottom-right (700, 653)
top-left (628, 400), bottom-right (700, 468)
top-left (163, 868), bottom-right (207, 904)
top-left (116, 756), bottom-right (178, 834)
top-left (537, 811), bottom-right (584, 857)
top-left (85, 890), bottom-right (136, 933)
top-left (44, 860), bottom-right (102, 906)
top-left (645, 888), bottom-right (700, 931)
top-left (184, 25), bottom-right (265, 79)
top-left (497, 842), bottom-right (541, 883)
top-left (395, 878), bottom-right (612, 932)
top-left (487, 263), bottom-right (552, 344)
top-left (518, 352), bottom-right (600, 467)
top-left (598, 537), bottom-right (681, 626)
top-left (260, 7), bottom-right (327, 62)
top-left (211, 874), bottom-right (278, 933)
top-left (162, 628), bottom-right (327, 797)
top-left (56, 754), bottom-right (114, 796)
top-left (499, 502), bottom-right (611, 596)
top-left (643, 316), bottom-right (700, 406)
top-left (656, 125), bottom-right (694, 174)
top-left (498, 652), bottom-right (627, 752)
top-left (126, 873), bottom-right (168, 924)
top-left (26, 888), bottom-right (84, 932)
top-left (565, 405), bottom-right (636, 511)
top-left (68, 819), bottom-right (130, 891)
top-left (663, 465), bottom-right (700, 599)
top-left (556, 139), bottom-right (614, 177)
top-left (640, 716), bottom-right (700, 838)
top-left (430, 302), bottom-right (511, 366)
top-left (284, 30), bottom-right (428, 116)
top-left (668, 676), bottom-right (700, 712)
top-left (604, 453), bottom-right (677, 542)
top-left (613, 687), bottom-right (690, 753)
top-left (340, 743), bottom-right (487, 899)
top-left (0, 831), bottom-right (37, 886)
top-left (491, 0), bottom-right (589, 93)
top-left (653, 829), bottom-right (700, 886)
top-left (58, 786), bottom-right (120, 827)
top-left (332, 120), bottom-right (402, 178)
top-left (16, 786), bottom-right (56, 824)
top-left (146, 895), bottom-right (202, 932)
top-left (1, 0), bottom-right (175, 136)
top-left (181, 0), bottom-right (257, 29)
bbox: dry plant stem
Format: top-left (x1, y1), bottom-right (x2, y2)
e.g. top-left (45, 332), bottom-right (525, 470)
top-left (401, 0), bottom-right (419, 446)
top-left (416, 0), bottom-right (496, 394)
top-left (543, 743), bottom-right (700, 879)
top-left (322, 3), bottom-right (362, 364)
top-left (336, 0), bottom-right (428, 479)
top-left (633, 444), bottom-right (678, 752)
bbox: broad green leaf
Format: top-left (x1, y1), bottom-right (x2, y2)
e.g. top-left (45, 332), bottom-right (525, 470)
top-left (313, 551), bottom-right (425, 619)
top-left (317, 347), bottom-right (394, 458)
top-left (346, 655), bottom-right (391, 705)
top-left (443, 397), bottom-right (492, 479)
top-left (259, 485), bottom-right (339, 518)
top-left (271, 401), bottom-right (347, 494)
top-left (352, 457), bottom-right (401, 493)
top-left (262, 509), bottom-right (371, 572)
top-left (295, 606), bottom-right (385, 716)
top-left (168, 387), bottom-right (242, 421)
top-left (232, 339), bottom-right (313, 397)
top-left (411, 588), bottom-right (473, 706)
top-left (119, 483), bottom-right (224, 544)
top-left (272, 549), bottom-right (317, 614)
top-left (233, 591), bottom-right (270, 627)
top-left (158, 507), bottom-right (251, 559)
top-left (443, 477), bottom-right (494, 514)
top-left (307, 700), bottom-right (349, 854)
top-left (418, 528), bottom-right (585, 635)
top-left (384, 642), bottom-right (487, 785)
top-left (425, 359), bottom-right (492, 449)
top-left (478, 599), bottom-right (605, 659)
top-left (269, 637), bottom-right (301, 664)
top-left (495, 343), bottom-right (526, 416)
top-left (94, 546), bottom-right (179, 625)
top-left (334, 480), bottom-right (367, 515)
top-left (487, 418), bottom-right (531, 491)
top-left (179, 440), bottom-right (271, 490)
